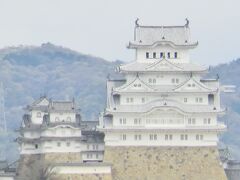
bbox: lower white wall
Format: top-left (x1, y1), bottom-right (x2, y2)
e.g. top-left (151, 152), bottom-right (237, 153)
top-left (104, 131), bottom-right (218, 146)
top-left (54, 164), bottom-right (111, 174)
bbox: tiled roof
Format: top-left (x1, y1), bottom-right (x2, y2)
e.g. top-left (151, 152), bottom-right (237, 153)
top-left (119, 61), bottom-right (208, 72)
top-left (49, 100), bottom-right (75, 112)
top-left (129, 25), bottom-right (198, 48)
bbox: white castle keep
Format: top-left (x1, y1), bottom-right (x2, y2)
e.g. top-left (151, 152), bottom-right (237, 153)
top-left (9, 20), bottom-right (237, 180)
top-left (17, 97), bottom-right (104, 162)
top-left (98, 21), bottom-right (226, 147)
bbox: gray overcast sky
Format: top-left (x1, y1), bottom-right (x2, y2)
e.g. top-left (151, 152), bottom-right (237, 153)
top-left (0, 0), bottom-right (239, 65)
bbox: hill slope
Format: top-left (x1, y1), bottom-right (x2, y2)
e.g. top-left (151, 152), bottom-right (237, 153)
top-left (0, 44), bottom-right (239, 161)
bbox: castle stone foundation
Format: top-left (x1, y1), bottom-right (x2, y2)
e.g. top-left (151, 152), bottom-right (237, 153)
top-left (104, 146), bottom-right (227, 180)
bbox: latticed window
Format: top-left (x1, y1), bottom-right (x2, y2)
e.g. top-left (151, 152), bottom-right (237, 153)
top-left (121, 134), bottom-right (127, 141)
top-left (134, 134), bottom-right (142, 140)
top-left (174, 52), bottom-right (178, 58)
top-left (196, 134), bottom-right (204, 141)
top-left (146, 52), bottom-right (149, 59)
top-left (153, 52), bottom-right (156, 58)
top-left (167, 52), bottom-right (171, 58)
top-left (165, 134), bottom-right (173, 140)
top-left (188, 118), bottom-right (196, 125)
top-left (149, 134), bottom-right (157, 140)
top-left (180, 134), bottom-right (188, 140)
top-left (134, 118), bottom-right (141, 125)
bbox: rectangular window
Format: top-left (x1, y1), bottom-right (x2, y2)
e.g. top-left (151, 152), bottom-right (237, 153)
top-left (165, 134), bottom-right (173, 140)
top-left (196, 134), bottom-right (204, 141)
top-left (188, 118), bottom-right (196, 125)
top-left (165, 134), bottom-right (168, 140)
top-left (87, 144), bottom-right (90, 150)
top-left (150, 134), bottom-right (157, 140)
top-left (196, 134), bottom-right (199, 140)
top-left (134, 118), bottom-right (141, 125)
top-left (153, 52), bottom-right (156, 58)
top-left (120, 118), bottom-right (123, 124)
top-left (181, 134), bottom-right (184, 140)
top-left (196, 97), bottom-right (203, 103)
top-left (160, 52), bottom-right (163, 58)
top-left (96, 154), bottom-right (99, 159)
top-left (146, 52), bottom-right (149, 59)
top-left (208, 118), bottom-right (211, 124)
top-left (134, 134), bottom-right (142, 141)
top-left (66, 142), bottom-right (70, 147)
top-left (180, 134), bottom-right (188, 140)
top-left (87, 153), bottom-right (93, 159)
top-left (167, 52), bottom-right (171, 58)
top-left (174, 52), bottom-right (178, 58)
top-left (123, 118), bottom-right (126, 124)
top-left (121, 134), bottom-right (126, 141)
top-left (184, 98), bottom-right (188, 103)
top-left (141, 97), bottom-right (145, 103)
top-left (57, 142), bottom-right (61, 147)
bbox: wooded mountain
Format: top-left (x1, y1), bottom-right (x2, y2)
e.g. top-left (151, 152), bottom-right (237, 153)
top-left (0, 43), bottom-right (239, 161)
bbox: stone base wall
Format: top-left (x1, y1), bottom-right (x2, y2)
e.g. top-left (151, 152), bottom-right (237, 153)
top-left (16, 154), bottom-right (42, 180)
top-left (50, 174), bottom-right (112, 180)
top-left (104, 146), bottom-right (227, 180)
top-left (16, 153), bottom-right (82, 180)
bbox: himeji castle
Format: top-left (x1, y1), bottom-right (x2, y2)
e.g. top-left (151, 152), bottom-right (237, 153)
top-left (3, 20), bottom-right (238, 180)
top-left (98, 20), bottom-right (228, 179)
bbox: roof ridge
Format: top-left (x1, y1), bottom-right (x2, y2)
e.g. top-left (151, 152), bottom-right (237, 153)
top-left (138, 25), bottom-right (186, 28)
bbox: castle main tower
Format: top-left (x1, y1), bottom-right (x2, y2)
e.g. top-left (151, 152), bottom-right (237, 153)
top-left (98, 20), bottom-right (227, 180)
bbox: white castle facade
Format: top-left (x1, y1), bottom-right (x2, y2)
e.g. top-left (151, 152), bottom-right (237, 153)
top-left (17, 97), bottom-right (104, 162)
top-left (8, 20), bottom-right (237, 180)
top-left (98, 22), bottom-right (226, 147)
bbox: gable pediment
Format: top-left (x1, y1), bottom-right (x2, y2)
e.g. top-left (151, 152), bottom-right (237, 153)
top-left (114, 75), bottom-right (154, 92)
top-left (173, 78), bottom-right (214, 92)
top-left (146, 59), bottom-right (183, 71)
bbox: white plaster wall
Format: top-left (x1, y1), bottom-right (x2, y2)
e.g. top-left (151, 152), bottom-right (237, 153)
top-left (24, 131), bottom-right (41, 138)
top-left (54, 165), bottom-right (111, 174)
top-left (112, 111), bottom-right (217, 128)
top-left (136, 45), bottom-right (190, 63)
top-left (21, 140), bottom-right (83, 154)
top-left (31, 110), bottom-right (45, 124)
top-left (41, 127), bottom-right (81, 137)
top-left (120, 93), bottom-right (211, 106)
top-left (104, 131), bottom-right (218, 146)
top-left (49, 112), bottom-right (76, 123)
top-left (0, 176), bottom-right (15, 180)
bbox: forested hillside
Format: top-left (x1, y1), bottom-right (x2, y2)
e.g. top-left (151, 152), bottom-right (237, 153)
top-left (0, 43), bottom-right (239, 161)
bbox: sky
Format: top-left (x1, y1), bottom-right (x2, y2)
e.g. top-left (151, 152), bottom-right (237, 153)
top-left (0, 0), bottom-right (239, 65)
